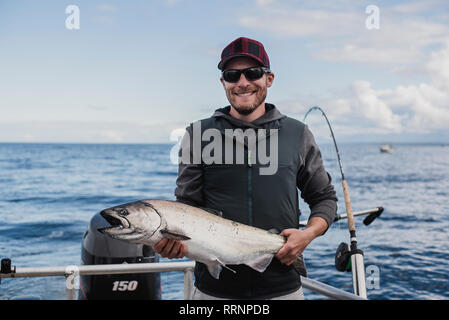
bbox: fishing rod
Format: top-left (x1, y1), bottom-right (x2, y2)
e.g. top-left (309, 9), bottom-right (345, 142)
top-left (303, 106), bottom-right (367, 298)
top-left (298, 207), bottom-right (383, 228)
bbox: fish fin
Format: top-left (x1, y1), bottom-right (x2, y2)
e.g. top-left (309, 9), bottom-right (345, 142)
top-left (246, 254), bottom-right (274, 273)
top-left (206, 264), bottom-right (222, 280)
top-left (160, 229), bottom-right (191, 241)
top-left (215, 258), bottom-right (236, 274)
top-left (205, 259), bottom-right (236, 279)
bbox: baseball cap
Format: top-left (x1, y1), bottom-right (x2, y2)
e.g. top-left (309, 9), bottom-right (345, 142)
top-left (218, 37), bottom-right (270, 70)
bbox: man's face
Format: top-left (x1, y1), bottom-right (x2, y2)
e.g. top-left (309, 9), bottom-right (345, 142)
top-left (220, 57), bottom-right (274, 116)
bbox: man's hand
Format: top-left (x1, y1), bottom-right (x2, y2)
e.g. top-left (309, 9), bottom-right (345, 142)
top-left (275, 217), bottom-right (328, 266)
top-left (154, 238), bottom-right (188, 259)
top-left (275, 229), bottom-right (313, 266)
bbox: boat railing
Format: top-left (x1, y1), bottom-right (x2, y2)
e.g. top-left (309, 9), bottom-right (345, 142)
top-left (0, 260), bottom-right (365, 300)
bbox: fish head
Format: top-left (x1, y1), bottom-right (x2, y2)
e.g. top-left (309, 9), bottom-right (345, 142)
top-left (98, 201), bottom-right (161, 243)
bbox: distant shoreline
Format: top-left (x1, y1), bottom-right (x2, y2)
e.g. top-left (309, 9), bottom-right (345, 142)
top-left (1, 141), bottom-right (448, 146)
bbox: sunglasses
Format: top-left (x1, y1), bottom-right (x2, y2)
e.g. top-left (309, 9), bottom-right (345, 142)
top-left (222, 67), bottom-right (271, 83)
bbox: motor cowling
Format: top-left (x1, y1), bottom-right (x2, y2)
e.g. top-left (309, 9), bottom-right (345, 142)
top-left (79, 212), bottom-right (161, 300)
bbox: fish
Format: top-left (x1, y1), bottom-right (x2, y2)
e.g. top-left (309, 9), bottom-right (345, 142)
top-left (98, 199), bottom-right (287, 279)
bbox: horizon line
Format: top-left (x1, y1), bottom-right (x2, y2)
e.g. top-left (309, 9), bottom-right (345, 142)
top-left (1, 141), bottom-right (448, 146)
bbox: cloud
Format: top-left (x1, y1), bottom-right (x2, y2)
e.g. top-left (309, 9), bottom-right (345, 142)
top-left (163, 0), bottom-right (184, 6)
top-left (23, 134), bottom-right (35, 142)
top-left (239, 1), bottom-right (449, 137)
top-left (93, 4), bottom-right (118, 25)
top-left (316, 20), bottom-right (449, 66)
top-left (390, 0), bottom-right (447, 14)
top-left (100, 130), bottom-right (125, 142)
top-left (349, 81), bottom-right (403, 132)
top-left (87, 104), bottom-right (108, 111)
top-left (282, 42), bottom-right (449, 136)
top-left (376, 43), bottom-right (449, 132)
top-left (239, 8), bottom-right (359, 38)
top-left (97, 4), bottom-right (118, 13)
top-left (255, 0), bottom-right (274, 7)
top-left (239, 1), bottom-right (449, 67)
top-left (427, 42), bottom-right (449, 89)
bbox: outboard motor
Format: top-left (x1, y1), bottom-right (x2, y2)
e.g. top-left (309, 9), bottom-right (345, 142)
top-left (79, 212), bottom-right (161, 300)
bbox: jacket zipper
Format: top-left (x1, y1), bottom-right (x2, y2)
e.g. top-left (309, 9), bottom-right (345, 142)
top-left (247, 150), bottom-right (253, 226)
top-left (247, 149), bottom-right (253, 297)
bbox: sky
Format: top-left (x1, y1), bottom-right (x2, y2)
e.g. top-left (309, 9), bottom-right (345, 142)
top-left (1, 0), bottom-right (449, 143)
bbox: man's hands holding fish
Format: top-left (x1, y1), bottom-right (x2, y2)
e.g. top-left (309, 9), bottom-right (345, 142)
top-left (275, 217), bottom-right (328, 265)
top-left (154, 238), bottom-right (188, 259)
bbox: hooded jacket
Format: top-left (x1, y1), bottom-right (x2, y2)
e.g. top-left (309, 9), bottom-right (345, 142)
top-left (175, 103), bottom-right (337, 299)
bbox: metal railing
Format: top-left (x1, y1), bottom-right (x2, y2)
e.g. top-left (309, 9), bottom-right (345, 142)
top-left (0, 261), bottom-right (365, 300)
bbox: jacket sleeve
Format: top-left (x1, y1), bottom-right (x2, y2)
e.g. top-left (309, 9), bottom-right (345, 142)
top-left (297, 125), bottom-right (338, 233)
top-left (174, 125), bottom-right (204, 207)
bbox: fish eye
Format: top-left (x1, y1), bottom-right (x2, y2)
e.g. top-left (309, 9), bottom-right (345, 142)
top-left (118, 209), bottom-right (128, 216)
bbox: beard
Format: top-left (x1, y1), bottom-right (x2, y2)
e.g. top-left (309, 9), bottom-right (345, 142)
top-left (227, 85), bottom-right (267, 116)
top-left (233, 104), bottom-right (259, 115)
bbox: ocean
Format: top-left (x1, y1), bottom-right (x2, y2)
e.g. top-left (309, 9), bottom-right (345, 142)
top-left (0, 142), bottom-right (448, 300)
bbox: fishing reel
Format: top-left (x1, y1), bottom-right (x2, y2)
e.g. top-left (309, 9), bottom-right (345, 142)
top-left (335, 242), bottom-right (364, 272)
top-left (334, 207), bottom-right (383, 272)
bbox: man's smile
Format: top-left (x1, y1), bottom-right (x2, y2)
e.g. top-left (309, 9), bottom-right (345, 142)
top-left (234, 90), bottom-right (256, 97)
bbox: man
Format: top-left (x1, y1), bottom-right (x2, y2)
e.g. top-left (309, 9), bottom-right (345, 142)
top-left (155, 37), bottom-right (337, 300)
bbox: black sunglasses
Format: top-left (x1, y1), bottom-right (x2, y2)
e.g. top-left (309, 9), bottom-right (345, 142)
top-left (222, 67), bottom-right (271, 83)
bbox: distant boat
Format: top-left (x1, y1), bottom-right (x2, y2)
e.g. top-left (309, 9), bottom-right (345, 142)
top-left (380, 144), bottom-right (394, 153)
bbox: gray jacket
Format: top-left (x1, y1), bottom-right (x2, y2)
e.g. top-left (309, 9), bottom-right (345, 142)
top-left (174, 103), bottom-right (338, 299)
top-left (175, 104), bottom-right (337, 229)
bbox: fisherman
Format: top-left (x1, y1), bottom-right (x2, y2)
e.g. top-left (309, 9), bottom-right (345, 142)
top-left (155, 37), bottom-right (338, 300)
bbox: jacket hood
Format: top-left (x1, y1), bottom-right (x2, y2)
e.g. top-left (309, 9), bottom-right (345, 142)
top-left (212, 103), bottom-right (286, 129)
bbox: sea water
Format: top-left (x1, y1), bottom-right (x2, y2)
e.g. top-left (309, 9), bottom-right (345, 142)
top-left (0, 143), bottom-right (448, 299)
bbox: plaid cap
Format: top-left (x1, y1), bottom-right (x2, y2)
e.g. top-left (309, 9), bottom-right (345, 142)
top-left (218, 37), bottom-right (270, 70)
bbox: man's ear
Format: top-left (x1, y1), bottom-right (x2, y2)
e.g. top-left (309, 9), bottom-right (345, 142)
top-left (266, 73), bottom-right (275, 88)
top-left (220, 77), bottom-right (225, 88)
